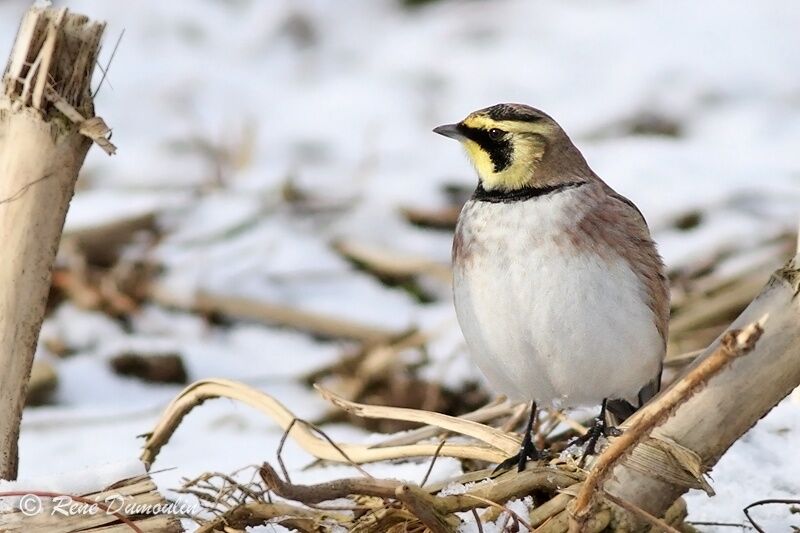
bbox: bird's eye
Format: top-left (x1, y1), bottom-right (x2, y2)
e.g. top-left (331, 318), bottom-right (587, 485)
top-left (488, 128), bottom-right (505, 140)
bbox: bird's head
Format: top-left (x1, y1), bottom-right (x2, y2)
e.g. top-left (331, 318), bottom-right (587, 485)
top-left (434, 103), bottom-right (590, 191)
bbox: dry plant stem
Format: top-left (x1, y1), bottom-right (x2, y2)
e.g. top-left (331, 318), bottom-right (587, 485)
top-left (424, 467), bottom-right (500, 493)
top-left (602, 492), bottom-right (682, 533)
top-left (333, 239), bottom-right (452, 283)
top-left (371, 397), bottom-right (514, 448)
top-left (669, 273), bottom-right (768, 336)
top-left (404, 467), bottom-right (581, 514)
top-left (276, 418), bottom-right (373, 481)
top-left (530, 492), bottom-right (573, 527)
top-left (401, 205), bottom-right (460, 230)
top-left (260, 462), bottom-right (400, 503)
top-left (743, 498), bottom-right (800, 533)
top-left (197, 290), bottom-right (398, 342)
top-left (471, 509), bottom-right (484, 533)
top-left (500, 402), bottom-right (529, 433)
top-left (259, 462), bottom-right (581, 515)
top-left (149, 286), bottom-right (400, 343)
top-left (619, 261), bottom-right (800, 516)
top-left (61, 211), bottom-right (155, 264)
top-left (315, 385), bottom-right (521, 455)
top-left (194, 501), bottom-right (349, 533)
top-left (569, 319), bottom-right (765, 531)
top-left (0, 5), bottom-right (109, 480)
top-left (395, 484), bottom-right (458, 533)
top-left (463, 494), bottom-right (532, 531)
top-left (45, 86), bottom-right (116, 154)
top-left (581, 257), bottom-right (800, 530)
top-left (663, 348), bottom-right (703, 368)
top-left (537, 509), bottom-right (611, 533)
top-left (141, 379), bottom-right (510, 468)
top-left (0, 474), bottom-right (182, 532)
top-left (304, 328), bottom-right (431, 385)
top-left (420, 440), bottom-right (446, 487)
top-left (0, 490), bottom-right (143, 533)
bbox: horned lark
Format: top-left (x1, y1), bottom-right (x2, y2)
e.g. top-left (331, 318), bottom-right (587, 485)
top-left (434, 104), bottom-right (669, 471)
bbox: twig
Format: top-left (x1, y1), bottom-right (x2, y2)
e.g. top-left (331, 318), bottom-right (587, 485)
top-left (569, 318), bottom-right (766, 532)
top-left (260, 462), bottom-right (398, 503)
top-left (315, 384), bottom-right (521, 454)
top-left (371, 397), bottom-right (514, 448)
top-left (93, 28), bottom-right (124, 97)
top-left (686, 521), bottom-right (749, 529)
top-left (149, 287), bottom-right (401, 342)
top-left (195, 501), bottom-right (348, 533)
top-left (401, 205), bottom-right (460, 230)
top-left (395, 484), bottom-right (456, 533)
top-left (424, 467), bottom-right (498, 493)
top-left (603, 491), bottom-right (682, 533)
top-left (471, 508), bottom-right (484, 533)
top-left (530, 492), bottom-right (573, 528)
top-left (0, 490), bottom-right (144, 533)
top-left (275, 418), bottom-right (298, 483)
top-left (549, 410), bottom-right (589, 437)
top-left (458, 493), bottom-right (532, 531)
top-left (500, 402), bottom-right (528, 433)
top-left (537, 410), bottom-right (563, 441)
top-left (670, 275), bottom-right (767, 337)
top-left (140, 379), bottom-right (511, 469)
top-left (743, 498), bottom-right (800, 533)
top-left (259, 461), bottom-right (581, 515)
top-left (663, 348), bottom-right (704, 368)
top-left (183, 471), bottom-right (264, 505)
top-left (44, 86), bottom-right (117, 154)
top-left (333, 239), bottom-right (452, 283)
top-left (420, 440), bottom-right (446, 487)
top-left (436, 469), bottom-right (582, 514)
top-left (496, 509), bottom-right (511, 531)
top-left (299, 417), bottom-right (374, 479)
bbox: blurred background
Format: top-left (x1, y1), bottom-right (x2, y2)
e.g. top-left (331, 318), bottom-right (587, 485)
top-left (2, 0), bottom-right (799, 529)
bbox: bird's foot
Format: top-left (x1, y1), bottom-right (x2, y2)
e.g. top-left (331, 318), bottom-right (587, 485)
top-left (568, 415), bottom-right (621, 467)
top-left (492, 439), bottom-right (549, 475)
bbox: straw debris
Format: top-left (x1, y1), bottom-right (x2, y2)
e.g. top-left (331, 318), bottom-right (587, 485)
top-left (138, 251), bottom-right (800, 531)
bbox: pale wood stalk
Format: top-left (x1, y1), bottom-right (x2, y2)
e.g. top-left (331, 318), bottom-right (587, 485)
top-left (0, 5), bottom-right (113, 480)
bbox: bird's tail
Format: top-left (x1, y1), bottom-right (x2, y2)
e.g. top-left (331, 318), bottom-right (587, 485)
top-left (606, 366), bottom-right (662, 424)
top-left (606, 398), bottom-right (637, 424)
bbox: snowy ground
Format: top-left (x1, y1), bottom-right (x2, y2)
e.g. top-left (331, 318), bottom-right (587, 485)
top-left (1, 0), bottom-right (799, 530)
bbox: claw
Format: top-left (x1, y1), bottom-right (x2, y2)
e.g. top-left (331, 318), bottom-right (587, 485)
top-left (571, 399), bottom-right (622, 467)
top-left (493, 400), bottom-right (544, 474)
top-left (492, 440), bottom-right (546, 475)
top-left (492, 454), bottom-right (522, 475)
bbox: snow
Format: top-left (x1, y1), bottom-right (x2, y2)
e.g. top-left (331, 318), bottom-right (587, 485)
top-left (63, 190), bottom-right (189, 234)
top-left (684, 396), bottom-right (800, 530)
top-left (0, 461), bottom-right (145, 496)
top-left (1, 0), bottom-right (799, 531)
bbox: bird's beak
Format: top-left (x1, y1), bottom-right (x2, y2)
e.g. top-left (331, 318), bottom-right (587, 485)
top-left (433, 123), bottom-right (464, 141)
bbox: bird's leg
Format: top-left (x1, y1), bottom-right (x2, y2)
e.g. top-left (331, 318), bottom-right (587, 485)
top-left (493, 401), bottom-right (540, 474)
top-left (569, 399), bottom-right (620, 467)
top-left (517, 400), bottom-right (539, 471)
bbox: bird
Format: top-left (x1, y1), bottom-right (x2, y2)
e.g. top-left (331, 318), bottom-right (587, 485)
top-left (433, 103), bottom-right (669, 471)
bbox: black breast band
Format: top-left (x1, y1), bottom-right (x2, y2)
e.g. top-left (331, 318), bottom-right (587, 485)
top-left (472, 181), bottom-right (586, 203)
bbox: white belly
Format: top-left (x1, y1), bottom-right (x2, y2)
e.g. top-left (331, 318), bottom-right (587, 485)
top-left (453, 195), bottom-right (662, 407)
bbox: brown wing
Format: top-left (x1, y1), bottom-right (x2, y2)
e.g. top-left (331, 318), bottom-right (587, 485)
top-left (577, 186), bottom-right (670, 413)
top-left (603, 191), bottom-right (670, 348)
